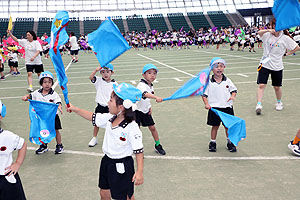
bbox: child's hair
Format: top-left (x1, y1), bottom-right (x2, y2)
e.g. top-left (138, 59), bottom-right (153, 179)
top-left (112, 91), bottom-right (135, 123)
top-left (70, 32), bottom-right (75, 37)
top-left (39, 77), bottom-right (54, 86)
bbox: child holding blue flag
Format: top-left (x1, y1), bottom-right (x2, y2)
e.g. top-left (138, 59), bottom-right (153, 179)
top-left (22, 71), bottom-right (64, 154)
top-left (67, 83), bottom-right (144, 200)
top-left (135, 64), bottom-right (165, 155)
top-left (202, 57), bottom-right (238, 152)
top-left (0, 102), bottom-right (27, 200)
top-left (88, 63), bottom-right (118, 147)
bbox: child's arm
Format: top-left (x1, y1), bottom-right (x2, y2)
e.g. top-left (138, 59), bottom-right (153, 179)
top-left (67, 104), bottom-right (93, 121)
top-left (22, 94), bottom-right (31, 101)
top-left (58, 103), bottom-right (63, 114)
top-left (5, 141), bottom-right (27, 176)
top-left (227, 92), bottom-right (237, 102)
top-left (132, 153), bottom-right (144, 185)
top-left (143, 92), bottom-right (163, 102)
top-left (30, 50), bottom-right (41, 62)
top-left (89, 67), bottom-right (102, 80)
top-left (202, 95), bottom-right (211, 109)
top-left (7, 30), bottom-right (18, 42)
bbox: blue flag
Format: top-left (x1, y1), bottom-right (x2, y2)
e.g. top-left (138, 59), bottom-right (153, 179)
top-left (0, 100), bottom-right (6, 118)
top-left (272, 0), bottom-right (300, 31)
top-left (88, 17), bottom-right (131, 67)
top-left (28, 100), bottom-right (58, 145)
top-left (49, 10), bottom-right (70, 106)
top-left (211, 108), bottom-right (246, 146)
top-left (163, 67), bottom-right (211, 101)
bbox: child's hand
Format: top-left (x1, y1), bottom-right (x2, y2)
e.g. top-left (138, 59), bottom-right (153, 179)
top-left (132, 171), bottom-right (144, 186)
top-left (58, 106), bottom-right (63, 114)
top-left (22, 96), bottom-right (28, 101)
top-left (148, 107), bottom-right (152, 115)
top-left (204, 104), bottom-right (211, 110)
top-left (30, 57), bottom-right (35, 62)
top-left (95, 67), bottom-right (102, 72)
top-left (155, 97), bottom-right (163, 103)
top-left (66, 103), bottom-right (76, 113)
top-left (5, 162), bottom-right (21, 176)
top-left (227, 96), bottom-right (235, 102)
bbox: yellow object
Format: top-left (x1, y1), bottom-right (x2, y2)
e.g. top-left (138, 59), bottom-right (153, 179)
top-left (7, 47), bottom-right (17, 51)
top-left (8, 16), bottom-right (13, 31)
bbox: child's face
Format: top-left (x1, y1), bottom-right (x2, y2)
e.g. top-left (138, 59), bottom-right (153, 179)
top-left (41, 77), bottom-right (53, 91)
top-left (100, 69), bottom-right (113, 81)
top-left (142, 69), bottom-right (157, 83)
top-left (107, 93), bottom-right (122, 115)
top-left (212, 63), bottom-right (225, 76)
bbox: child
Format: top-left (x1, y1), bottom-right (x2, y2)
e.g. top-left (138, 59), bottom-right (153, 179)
top-left (135, 64), bottom-right (165, 155)
top-left (0, 102), bottom-right (27, 200)
top-left (288, 129), bottom-right (300, 156)
top-left (202, 57), bottom-right (238, 152)
top-left (22, 71), bottom-right (64, 154)
top-left (0, 54), bottom-right (4, 80)
top-left (67, 83), bottom-right (144, 200)
top-left (8, 48), bottom-right (20, 75)
top-left (88, 63), bottom-right (117, 147)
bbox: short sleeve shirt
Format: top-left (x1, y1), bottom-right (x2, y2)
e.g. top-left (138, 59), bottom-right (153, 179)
top-left (30, 89), bottom-right (61, 114)
top-left (136, 79), bottom-right (153, 114)
top-left (92, 77), bottom-right (117, 106)
top-left (18, 39), bottom-right (42, 65)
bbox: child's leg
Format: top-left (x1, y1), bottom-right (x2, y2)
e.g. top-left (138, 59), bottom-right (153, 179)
top-left (292, 129), bottom-right (300, 144)
top-left (211, 126), bottom-right (219, 140)
top-left (100, 189), bottom-right (111, 200)
top-left (128, 195), bottom-right (135, 200)
top-left (93, 126), bottom-right (99, 137)
top-left (55, 130), bottom-right (62, 144)
top-left (148, 125), bottom-right (159, 143)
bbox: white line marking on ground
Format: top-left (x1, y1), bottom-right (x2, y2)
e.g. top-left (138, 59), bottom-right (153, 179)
top-left (174, 78), bottom-right (183, 81)
top-left (137, 53), bottom-right (196, 77)
top-left (237, 73), bottom-right (249, 77)
top-left (26, 147), bottom-right (299, 160)
top-left (52, 59), bottom-right (73, 89)
top-left (130, 80), bottom-right (137, 85)
top-left (4, 66), bottom-right (26, 78)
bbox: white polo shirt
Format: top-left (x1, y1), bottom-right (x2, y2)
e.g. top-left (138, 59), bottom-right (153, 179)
top-left (18, 39), bottom-right (42, 65)
top-left (261, 32), bottom-right (298, 71)
top-left (92, 113), bottom-right (144, 159)
top-left (8, 52), bottom-right (18, 62)
top-left (0, 129), bottom-right (24, 183)
top-left (203, 75), bottom-right (237, 108)
top-left (69, 36), bottom-right (79, 51)
top-left (136, 79), bottom-right (154, 114)
top-left (30, 89), bottom-right (61, 114)
top-left (92, 77), bottom-right (117, 106)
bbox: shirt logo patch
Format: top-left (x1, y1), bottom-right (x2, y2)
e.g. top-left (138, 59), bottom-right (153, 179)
top-left (226, 85), bottom-right (229, 88)
top-left (0, 146), bottom-right (7, 151)
top-left (49, 99), bottom-right (54, 103)
top-left (120, 132), bottom-right (127, 141)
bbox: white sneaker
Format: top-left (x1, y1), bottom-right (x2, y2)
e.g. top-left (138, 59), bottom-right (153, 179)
top-left (275, 102), bottom-right (283, 111)
top-left (288, 141), bottom-right (300, 156)
top-left (27, 87), bottom-right (33, 92)
top-left (88, 137), bottom-right (97, 147)
top-left (255, 104), bottom-right (262, 115)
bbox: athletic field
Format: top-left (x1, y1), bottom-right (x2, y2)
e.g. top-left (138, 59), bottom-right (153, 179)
top-left (1, 45), bottom-right (300, 199)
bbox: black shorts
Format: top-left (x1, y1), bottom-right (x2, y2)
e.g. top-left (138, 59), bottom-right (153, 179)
top-left (257, 67), bottom-right (283, 86)
top-left (99, 155), bottom-right (134, 200)
top-left (207, 107), bottom-right (234, 126)
top-left (26, 64), bottom-right (44, 73)
top-left (230, 42), bottom-right (235, 46)
top-left (135, 110), bottom-right (155, 127)
top-left (70, 50), bottom-right (79, 55)
top-left (250, 43), bottom-right (255, 48)
top-left (55, 114), bottom-right (62, 130)
top-left (0, 63), bottom-right (4, 72)
top-left (8, 60), bottom-right (18, 68)
top-left (0, 173), bottom-right (26, 200)
top-left (43, 49), bottom-right (49, 54)
top-left (95, 104), bottom-right (109, 114)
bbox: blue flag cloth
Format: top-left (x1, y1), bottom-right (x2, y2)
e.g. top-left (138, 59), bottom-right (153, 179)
top-left (28, 100), bottom-right (58, 145)
top-left (87, 17), bottom-right (131, 67)
top-left (211, 108), bottom-right (246, 146)
top-left (163, 67), bottom-right (211, 101)
top-left (49, 10), bottom-right (70, 105)
top-left (0, 101), bottom-right (6, 118)
top-left (272, 0), bottom-right (300, 31)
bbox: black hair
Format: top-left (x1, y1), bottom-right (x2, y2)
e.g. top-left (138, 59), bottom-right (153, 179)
top-left (26, 30), bottom-right (37, 40)
top-left (39, 77), bottom-right (54, 86)
top-left (70, 32), bottom-right (75, 36)
top-left (112, 91), bottom-right (135, 123)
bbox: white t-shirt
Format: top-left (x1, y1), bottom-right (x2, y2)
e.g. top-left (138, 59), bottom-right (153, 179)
top-left (136, 79), bottom-right (154, 114)
top-left (261, 32), bottom-right (298, 71)
top-left (203, 75), bottom-right (237, 108)
top-left (93, 113), bottom-right (144, 159)
top-left (92, 76), bottom-right (117, 106)
top-left (0, 130), bottom-right (25, 183)
top-left (69, 36), bottom-right (79, 50)
top-left (18, 39), bottom-right (42, 65)
top-left (8, 52), bottom-right (18, 62)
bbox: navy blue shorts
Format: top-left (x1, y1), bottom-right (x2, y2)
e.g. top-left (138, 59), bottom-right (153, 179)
top-left (207, 107), bottom-right (234, 126)
top-left (26, 64), bottom-right (44, 73)
top-left (0, 173), bottom-right (26, 200)
top-left (135, 110), bottom-right (155, 127)
top-left (55, 114), bottom-right (62, 130)
top-left (257, 67), bottom-right (283, 86)
top-left (99, 155), bottom-right (134, 200)
top-left (95, 104), bottom-right (109, 114)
